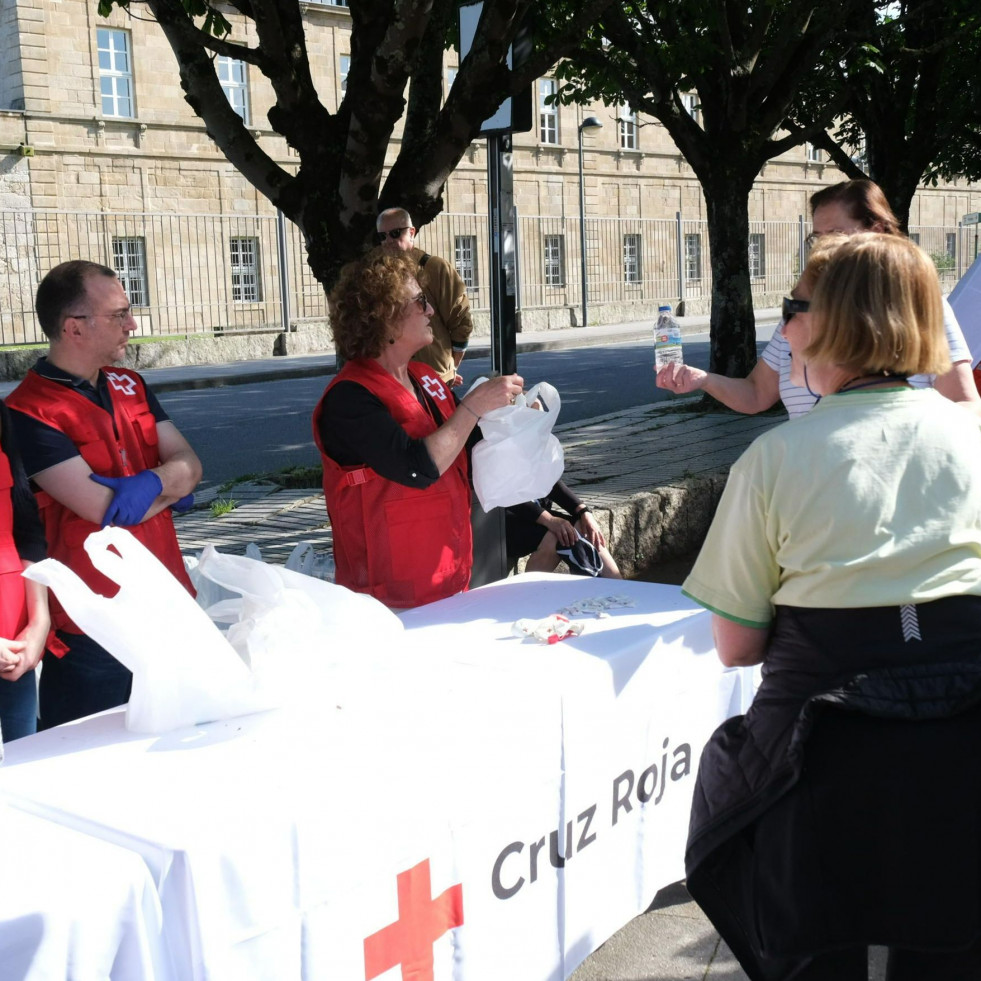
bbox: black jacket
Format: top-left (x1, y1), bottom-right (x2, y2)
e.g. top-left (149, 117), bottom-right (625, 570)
top-left (686, 598), bottom-right (981, 980)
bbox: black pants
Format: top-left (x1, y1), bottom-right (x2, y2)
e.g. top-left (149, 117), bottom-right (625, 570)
top-left (39, 630), bottom-right (132, 729)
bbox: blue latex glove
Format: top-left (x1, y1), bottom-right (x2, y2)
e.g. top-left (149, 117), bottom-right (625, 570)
top-left (90, 471), bottom-right (163, 527)
top-left (171, 494), bottom-right (195, 513)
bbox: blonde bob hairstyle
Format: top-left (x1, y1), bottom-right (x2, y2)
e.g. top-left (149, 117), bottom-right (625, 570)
top-left (328, 250), bottom-right (418, 361)
top-left (804, 233), bottom-right (949, 378)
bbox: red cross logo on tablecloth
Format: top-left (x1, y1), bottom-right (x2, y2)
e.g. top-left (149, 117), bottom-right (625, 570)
top-left (420, 374), bottom-right (448, 402)
top-left (363, 858), bottom-right (464, 981)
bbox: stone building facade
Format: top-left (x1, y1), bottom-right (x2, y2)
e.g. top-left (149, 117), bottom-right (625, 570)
top-left (1, 0), bottom-right (979, 343)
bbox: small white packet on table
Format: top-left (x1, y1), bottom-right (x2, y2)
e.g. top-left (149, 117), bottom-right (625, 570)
top-left (512, 614), bottom-right (585, 645)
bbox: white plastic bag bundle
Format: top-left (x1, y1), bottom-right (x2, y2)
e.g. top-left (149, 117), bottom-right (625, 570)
top-left (471, 380), bottom-right (565, 510)
top-left (283, 542), bottom-right (336, 582)
top-left (24, 528), bottom-right (274, 733)
top-left (194, 546), bottom-right (404, 700)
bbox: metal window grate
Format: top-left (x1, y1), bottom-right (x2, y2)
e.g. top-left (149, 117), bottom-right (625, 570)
top-left (623, 234), bottom-right (641, 283)
top-left (454, 235), bottom-right (478, 291)
top-left (112, 236), bottom-right (148, 306)
top-left (230, 237), bottom-right (261, 302)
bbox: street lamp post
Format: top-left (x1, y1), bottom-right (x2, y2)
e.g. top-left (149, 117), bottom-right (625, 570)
top-left (578, 115), bottom-right (603, 328)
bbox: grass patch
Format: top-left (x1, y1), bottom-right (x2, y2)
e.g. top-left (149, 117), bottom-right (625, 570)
top-left (210, 497), bottom-right (239, 517)
top-left (271, 463), bottom-right (323, 488)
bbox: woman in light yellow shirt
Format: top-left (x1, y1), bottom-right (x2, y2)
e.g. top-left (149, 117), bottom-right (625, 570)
top-left (683, 234), bottom-right (981, 981)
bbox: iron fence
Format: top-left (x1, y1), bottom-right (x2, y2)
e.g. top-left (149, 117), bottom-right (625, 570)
top-left (0, 207), bottom-right (974, 346)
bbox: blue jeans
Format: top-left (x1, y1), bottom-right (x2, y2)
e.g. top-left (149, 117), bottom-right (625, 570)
top-left (0, 668), bottom-right (37, 741)
top-left (38, 631), bottom-right (132, 730)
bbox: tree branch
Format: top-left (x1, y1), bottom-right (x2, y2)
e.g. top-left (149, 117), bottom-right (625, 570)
top-left (143, 0), bottom-right (294, 206)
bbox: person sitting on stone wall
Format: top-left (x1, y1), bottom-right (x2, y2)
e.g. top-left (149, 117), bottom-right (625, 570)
top-left (507, 479), bottom-right (621, 579)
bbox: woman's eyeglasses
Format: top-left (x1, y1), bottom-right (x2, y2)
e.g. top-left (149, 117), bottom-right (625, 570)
top-left (377, 227), bottom-right (409, 243)
top-left (408, 293), bottom-right (430, 313)
top-left (782, 296), bottom-right (810, 322)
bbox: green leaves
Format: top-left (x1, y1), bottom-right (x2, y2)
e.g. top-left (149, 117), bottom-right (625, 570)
top-left (180, 0), bottom-right (232, 37)
top-left (98, 0), bottom-right (231, 35)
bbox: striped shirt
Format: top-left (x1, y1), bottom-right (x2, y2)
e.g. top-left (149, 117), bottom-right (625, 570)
top-left (761, 297), bottom-right (971, 419)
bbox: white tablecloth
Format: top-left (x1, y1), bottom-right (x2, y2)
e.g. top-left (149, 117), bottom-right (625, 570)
top-left (0, 800), bottom-right (168, 980)
top-left (0, 574), bottom-right (754, 981)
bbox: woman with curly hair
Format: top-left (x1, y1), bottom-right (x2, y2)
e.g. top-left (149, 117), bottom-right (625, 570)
top-left (313, 250), bottom-right (521, 608)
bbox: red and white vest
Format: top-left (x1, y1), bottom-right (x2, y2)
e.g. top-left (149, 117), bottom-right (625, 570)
top-left (312, 359), bottom-right (471, 609)
top-left (0, 448), bottom-right (28, 642)
top-left (7, 367), bottom-right (195, 640)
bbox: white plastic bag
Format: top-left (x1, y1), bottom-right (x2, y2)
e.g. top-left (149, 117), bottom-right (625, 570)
top-left (284, 542), bottom-right (336, 582)
top-left (471, 380), bottom-right (565, 510)
top-left (194, 546), bottom-right (404, 701)
top-left (23, 528), bottom-right (274, 733)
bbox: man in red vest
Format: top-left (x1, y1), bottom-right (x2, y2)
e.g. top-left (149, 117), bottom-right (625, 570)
top-left (7, 260), bottom-right (202, 729)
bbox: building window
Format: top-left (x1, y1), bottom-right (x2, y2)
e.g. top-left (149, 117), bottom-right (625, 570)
top-left (454, 235), bottom-right (477, 291)
top-left (681, 92), bottom-right (700, 124)
top-left (623, 233), bottom-right (641, 284)
top-left (230, 237), bottom-right (261, 302)
top-left (446, 67), bottom-right (457, 100)
top-left (307, 0), bottom-right (348, 6)
top-left (539, 79), bottom-right (558, 144)
top-left (544, 235), bottom-right (565, 287)
top-left (946, 233), bottom-right (957, 259)
top-left (850, 133), bottom-right (868, 170)
top-left (684, 233), bottom-right (702, 281)
top-left (909, 232), bottom-right (921, 246)
top-left (806, 143), bottom-right (823, 163)
top-left (97, 28), bottom-right (134, 118)
top-left (112, 237), bottom-right (148, 306)
top-left (217, 56), bottom-right (250, 125)
top-left (339, 55), bottom-right (350, 94)
top-left (618, 104), bottom-right (637, 150)
top-left (748, 233), bottom-right (766, 279)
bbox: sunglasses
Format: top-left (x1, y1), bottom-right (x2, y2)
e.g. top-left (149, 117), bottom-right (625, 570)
top-left (377, 227), bottom-right (410, 243)
top-left (782, 296), bottom-right (810, 322)
top-left (408, 292), bottom-right (430, 314)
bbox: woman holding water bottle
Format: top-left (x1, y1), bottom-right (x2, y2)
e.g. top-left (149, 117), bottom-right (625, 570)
top-left (655, 180), bottom-right (979, 416)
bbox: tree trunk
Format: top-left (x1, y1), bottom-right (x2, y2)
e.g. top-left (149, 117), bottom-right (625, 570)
top-left (702, 172), bottom-right (759, 378)
top-left (870, 165), bottom-right (922, 233)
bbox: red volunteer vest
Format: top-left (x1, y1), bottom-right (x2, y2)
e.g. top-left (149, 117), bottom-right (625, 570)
top-left (312, 359), bottom-right (472, 608)
top-left (7, 367), bottom-right (195, 639)
top-left (0, 448), bottom-right (28, 642)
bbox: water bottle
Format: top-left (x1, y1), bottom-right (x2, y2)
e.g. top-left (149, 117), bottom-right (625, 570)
top-left (654, 305), bottom-right (683, 370)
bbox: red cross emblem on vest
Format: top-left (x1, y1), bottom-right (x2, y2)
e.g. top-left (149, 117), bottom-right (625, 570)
top-left (105, 371), bottom-right (137, 396)
top-left (363, 859), bottom-right (464, 981)
top-left (420, 374), bottom-right (447, 402)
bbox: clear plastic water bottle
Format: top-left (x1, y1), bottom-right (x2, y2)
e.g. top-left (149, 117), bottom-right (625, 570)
top-left (654, 305), bottom-right (683, 370)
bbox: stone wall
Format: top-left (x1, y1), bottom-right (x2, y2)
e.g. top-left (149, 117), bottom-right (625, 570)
top-left (513, 471), bottom-right (728, 579)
